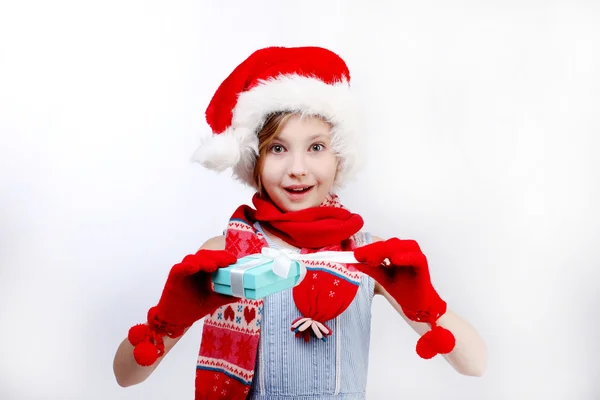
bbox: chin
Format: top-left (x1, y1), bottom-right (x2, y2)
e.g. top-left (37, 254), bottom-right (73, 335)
top-left (275, 199), bottom-right (315, 213)
top-left (285, 201), bottom-right (317, 212)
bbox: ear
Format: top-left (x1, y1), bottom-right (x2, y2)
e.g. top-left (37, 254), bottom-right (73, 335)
top-left (333, 156), bottom-right (342, 182)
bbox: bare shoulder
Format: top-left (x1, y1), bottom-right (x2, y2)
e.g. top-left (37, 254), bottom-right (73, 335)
top-left (371, 235), bottom-right (384, 243)
top-left (199, 235), bottom-right (226, 251)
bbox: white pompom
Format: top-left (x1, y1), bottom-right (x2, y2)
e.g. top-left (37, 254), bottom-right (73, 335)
top-left (191, 132), bottom-right (241, 172)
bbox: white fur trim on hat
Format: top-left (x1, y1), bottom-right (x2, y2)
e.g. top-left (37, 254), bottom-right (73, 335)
top-left (192, 74), bottom-right (364, 191)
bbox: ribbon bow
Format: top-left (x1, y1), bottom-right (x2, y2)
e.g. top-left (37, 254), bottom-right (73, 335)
top-left (228, 248), bottom-right (359, 298)
top-left (260, 247), bottom-right (360, 279)
top-left (260, 247), bottom-right (302, 279)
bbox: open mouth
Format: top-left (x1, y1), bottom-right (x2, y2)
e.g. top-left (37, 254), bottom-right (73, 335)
top-left (284, 186), bottom-right (314, 194)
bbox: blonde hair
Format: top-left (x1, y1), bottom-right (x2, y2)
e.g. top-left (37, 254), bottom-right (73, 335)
top-left (253, 112), bottom-right (296, 195)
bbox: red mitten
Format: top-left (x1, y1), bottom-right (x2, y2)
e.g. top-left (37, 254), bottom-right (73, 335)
top-left (353, 238), bottom-right (456, 359)
top-left (128, 249), bottom-right (237, 366)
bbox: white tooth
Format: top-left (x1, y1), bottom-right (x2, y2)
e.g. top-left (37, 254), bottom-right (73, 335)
top-left (288, 187), bottom-right (311, 192)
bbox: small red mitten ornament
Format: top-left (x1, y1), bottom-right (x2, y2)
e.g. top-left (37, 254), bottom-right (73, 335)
top-left (290, 246), bottom-right (362, 342)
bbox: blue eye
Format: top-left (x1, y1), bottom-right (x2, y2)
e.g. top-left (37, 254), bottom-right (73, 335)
top-left (311, 144), bottom-right (324, 151)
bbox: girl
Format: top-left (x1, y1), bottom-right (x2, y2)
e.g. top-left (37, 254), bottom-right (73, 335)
top-left (113, 46), bottom-right (487, 399)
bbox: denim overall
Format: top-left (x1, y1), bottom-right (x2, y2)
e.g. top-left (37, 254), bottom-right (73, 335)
top-left (247, 223), bottom-right (375, 399)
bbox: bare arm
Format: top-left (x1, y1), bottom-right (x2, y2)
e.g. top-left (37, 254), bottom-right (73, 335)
top-left (370, 236), bottom-right (487, 377)
top-left (113, 327), bottom-right (188, 387)
top-left (113, 235), bottom-right (226, 387)
top-left (375, 283), bottom-right (487, 376)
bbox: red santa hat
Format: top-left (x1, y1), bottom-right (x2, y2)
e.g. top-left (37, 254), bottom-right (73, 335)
top-left (191, 46), bottom-right (363, 191)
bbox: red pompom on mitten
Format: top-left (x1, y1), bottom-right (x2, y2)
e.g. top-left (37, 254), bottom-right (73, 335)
top-left (416, 326), bottom-right (456, 359)
top-left (127, 249), bottom-right (238, 366)
top-left (353, 238), bottom-right (456, 359)
top-left (127, 323), bottom-right (149, 347)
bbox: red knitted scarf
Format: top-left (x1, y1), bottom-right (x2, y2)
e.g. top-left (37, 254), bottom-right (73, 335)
top-left (194, 193), bottom-right (364, 399)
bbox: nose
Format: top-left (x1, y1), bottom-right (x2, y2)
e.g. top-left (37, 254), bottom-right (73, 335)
top-left (288, 152), bottom-right (307, 177)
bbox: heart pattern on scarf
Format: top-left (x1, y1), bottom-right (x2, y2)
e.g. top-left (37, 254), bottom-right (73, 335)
top-left (197, 193), bottom-right (365, 399)
top-left (223, 305), bottom-right (235, 321)
top-left (243, 306), bottom-right (256, 324)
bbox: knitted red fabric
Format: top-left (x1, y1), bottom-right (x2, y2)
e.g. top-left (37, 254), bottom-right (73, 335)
top-left (249, 193), bottom-right (364, 249)
top-left (195, 193), bottom-right (364, 399)
top-left (127, 250), bottom-right (238, 366)
top-left (353, 237), bottom-right (456, 359)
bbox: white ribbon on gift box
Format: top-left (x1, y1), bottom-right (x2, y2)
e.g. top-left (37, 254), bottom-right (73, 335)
top-left (229, 247), bottom-right (359, 298)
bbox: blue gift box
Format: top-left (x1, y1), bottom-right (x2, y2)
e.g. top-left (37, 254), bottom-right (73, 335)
top-left (212, 254), bottom-right (304, 300)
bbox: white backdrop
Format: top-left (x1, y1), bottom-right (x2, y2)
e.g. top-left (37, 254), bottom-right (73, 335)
top-left (1, 1), bottom-right (599, 399)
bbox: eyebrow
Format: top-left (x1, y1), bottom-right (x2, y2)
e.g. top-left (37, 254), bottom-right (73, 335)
top-left (308, 133), bottom-right (329, 141)
top-left (275, 133), bottom-right (330, 143)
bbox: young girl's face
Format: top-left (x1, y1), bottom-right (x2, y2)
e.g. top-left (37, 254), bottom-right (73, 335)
top-left (259, 114), bottom-right (338, 212)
